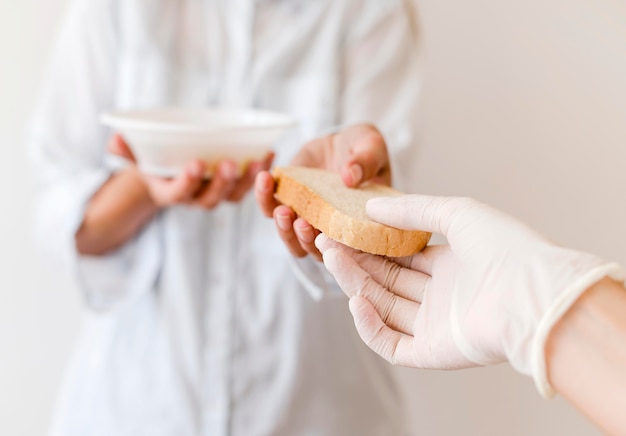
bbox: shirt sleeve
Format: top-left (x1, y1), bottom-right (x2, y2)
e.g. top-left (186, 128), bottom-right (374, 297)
top-left (29, 0), bottom-right (161, 312)
top-left (291, 0), bottom-right (423, 300)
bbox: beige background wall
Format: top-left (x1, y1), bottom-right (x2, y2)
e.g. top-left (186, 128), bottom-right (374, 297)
top-left (1, 0), bottom-right (624, 434)
top-left (0, 1), bottom-right (81, 436)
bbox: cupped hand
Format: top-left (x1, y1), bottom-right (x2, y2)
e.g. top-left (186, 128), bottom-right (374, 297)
top-left (254, 124), bottom-right (391, 261)
top-left (109, 134), bottom-right (274, 209)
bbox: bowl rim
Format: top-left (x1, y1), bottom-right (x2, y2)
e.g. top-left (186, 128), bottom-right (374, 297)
top-left (100, 107), bottom-right (297, 134)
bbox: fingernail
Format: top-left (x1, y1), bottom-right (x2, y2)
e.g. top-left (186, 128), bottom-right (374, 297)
top-left (258, 173), bottom-right (273, 193)
top-left (295, 222), bottom-right (314, 243)
top-left (315, 233), bottom-right (329, 251)
top-left (350, 164), bottom-right (363, 185)
top-left (277, 213), bottom-right (291, 231)
top-left (190, 162), bottom-right (205, 179)
top-left (322, 249), bottom-right (340, 275)
top-left (221, 161), bottom-right (239, 179)
top-left (248, 162), bottom-right (262, 174)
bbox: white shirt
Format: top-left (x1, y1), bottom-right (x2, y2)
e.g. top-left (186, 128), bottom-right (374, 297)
top-left (30, 0), bottom-right (422, 435)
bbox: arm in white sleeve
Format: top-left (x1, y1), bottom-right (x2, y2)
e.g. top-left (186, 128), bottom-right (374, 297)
top-left (29, 0), bottom-right (161, 312)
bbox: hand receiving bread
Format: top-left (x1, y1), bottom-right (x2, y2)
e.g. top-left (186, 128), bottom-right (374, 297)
top-left (254, 124), bottom-right (392, 261)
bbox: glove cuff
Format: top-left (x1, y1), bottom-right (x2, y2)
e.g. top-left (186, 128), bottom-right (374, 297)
top-left (531, 262), bottom-right (626, 398)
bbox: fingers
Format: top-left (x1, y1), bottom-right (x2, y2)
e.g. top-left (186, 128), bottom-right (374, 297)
top-left (107, 134), bottom-right (136, 162)
top-left (254, 167), bottom-right (323, 260)
top-left (337, 125), bottom-right (390, 187)
top-left (316, 233), bottom-right (431, 301)
top-left (145, 160), bottom-right (206, 206)
top-left (393, 244), bottom-right (451, 277)
top-left (366, 195), bottom-right (480, 243)
top-left (289, 125), bottom-right (390, 188)
top-left (255, 171), bottom-right (280, 217)
top-left (227, 162), bottom-right (259, 202)
top-left (146, 158), bottom-right (269, 209)
top-left (323, 248), bottom-right (420, 335)
top-left (315, 233), bottom-right (356, 254)
top-left (293, 218), bottom-right (322, 261)
top-left (348, 296), bottom-right (416, 367)
top-left (273, 206), bottom-right (307, 258)
top-left (227, 161), bottom-right (261, 202)
top-left (361, 256), bottom-right (430, 303)
top-left (273, 207), bottom-right (322, 260)
top-left (193, 161), bottom-right (239, 209)
top-left (231, 152), bottom-right (275, 202)
top-left (139, 151), bottom-right (274, 208)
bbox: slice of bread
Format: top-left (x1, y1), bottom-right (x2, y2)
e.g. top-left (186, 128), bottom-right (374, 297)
top-left (272, 166), bottom-right (431, 257)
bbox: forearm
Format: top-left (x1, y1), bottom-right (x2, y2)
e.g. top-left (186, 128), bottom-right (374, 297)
top-left (75, 168), bottom-right (160, 255)
top-left (546, 276), bottom-right (626, 434)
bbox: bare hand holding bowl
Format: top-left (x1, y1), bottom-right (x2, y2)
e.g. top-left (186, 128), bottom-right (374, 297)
top-left (100, 107), bottom-right (295, 177)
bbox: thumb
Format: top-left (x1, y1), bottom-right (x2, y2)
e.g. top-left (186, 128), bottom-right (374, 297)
top-left (366, 195), bottom-right (478, 242)
top-left (108, 134), bottom-right (136, 162)
top-left (337, 125), bottom-right (390, 187)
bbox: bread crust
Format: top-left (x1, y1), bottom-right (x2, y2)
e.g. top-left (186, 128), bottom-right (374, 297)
top-left (273, 167), bottom-right (431, 257)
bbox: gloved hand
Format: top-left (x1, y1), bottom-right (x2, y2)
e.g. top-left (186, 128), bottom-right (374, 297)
top-left (316, 195), bottom-right (623, 397)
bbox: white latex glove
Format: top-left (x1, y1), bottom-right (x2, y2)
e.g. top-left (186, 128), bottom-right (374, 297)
top-left (316, 195), bottom-right (624, 397)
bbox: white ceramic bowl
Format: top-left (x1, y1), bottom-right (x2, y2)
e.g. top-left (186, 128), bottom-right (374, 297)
top-left (100, 107), bottom-right (295, 177)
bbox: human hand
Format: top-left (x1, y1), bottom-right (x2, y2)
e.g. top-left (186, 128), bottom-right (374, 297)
top-left (316, 195), bottom-right (617, 396)
top-left (255, 124), bottom-right (391, 261)
top-left (109, 134), bottom-right (274, 209)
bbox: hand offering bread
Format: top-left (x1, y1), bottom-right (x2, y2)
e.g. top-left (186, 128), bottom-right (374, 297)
top-left (272, 166), bottom-right (431, 257)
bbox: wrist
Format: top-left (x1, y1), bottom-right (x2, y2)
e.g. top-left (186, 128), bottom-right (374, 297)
top-left (76, 169), bottom-right (161, 255)
top-left (545, 276), bottom-right (626, 433)
top-left (531, 261), bottom-right (625, 398)
top-left (125, 167), bottom-right (160, 210)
